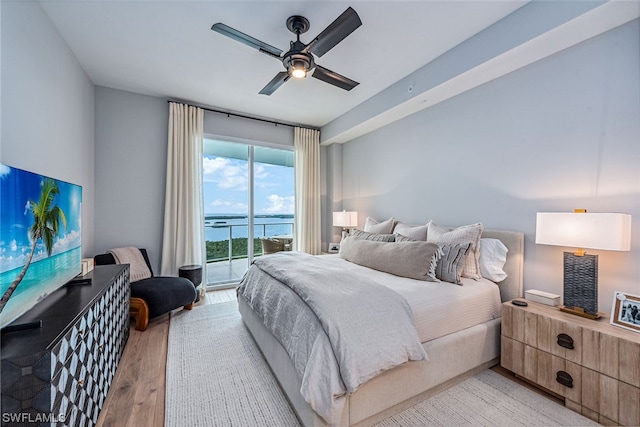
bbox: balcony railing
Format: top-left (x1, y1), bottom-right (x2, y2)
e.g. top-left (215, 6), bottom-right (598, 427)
top-left (205, 217), bottom-right (294, 263)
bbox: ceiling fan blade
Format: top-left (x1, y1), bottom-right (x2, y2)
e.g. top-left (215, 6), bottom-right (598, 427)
top-left (259, 72), bottom-right (290, 95)
top-left (312, 65), bottom-right (359, 91)
top-left (211, 23), bottom-right (283, 59)
top-left (303, 7), bottom-right (362, 58)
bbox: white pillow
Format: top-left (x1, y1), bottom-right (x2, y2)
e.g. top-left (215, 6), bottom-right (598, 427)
top-left (393, 222), bottom-right (428, 241)
top-left (364, 216), bottom-right (396, 234)
top-left (479, 238), bottom-right (508, 283)
top-left (427, 221), bottom-right (483, 280)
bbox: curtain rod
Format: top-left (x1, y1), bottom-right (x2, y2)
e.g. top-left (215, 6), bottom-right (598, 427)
top-left (168, 100), bottom-right (318, 130)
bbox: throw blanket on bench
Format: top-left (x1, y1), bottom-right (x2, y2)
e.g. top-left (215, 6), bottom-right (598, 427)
top-left (238, 252), bottom-right (426, 425)
top-left (108, 246), bottom-right (152, 282)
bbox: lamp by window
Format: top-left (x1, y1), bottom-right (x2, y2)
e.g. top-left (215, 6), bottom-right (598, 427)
top-left (333, 211), bottom-right (358, 240)
top-left (536, 210), bottom-right (631, 319)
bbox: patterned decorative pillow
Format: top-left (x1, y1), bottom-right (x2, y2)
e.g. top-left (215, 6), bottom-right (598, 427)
top-left (351, 228), bottom-right (396, 242)
top-left (435, 243), bottom-right (472, 285)
top-left (364, 216), bottom-right (396, 234)
top-left (393, 222), bottom-right (428, 241)
top-left (427, 221), bottom-right (484, 280)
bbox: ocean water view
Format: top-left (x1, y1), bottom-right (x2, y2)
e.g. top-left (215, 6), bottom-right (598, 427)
top-left (0, 247), bottom-right (82, 327)
top-left (205, 214), bottom-right (294, 242)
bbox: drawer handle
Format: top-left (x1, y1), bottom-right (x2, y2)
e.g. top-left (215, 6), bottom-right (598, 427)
top-left (556, 371), bottom-right (573, 388)
top-left (557, 333), bottom-right (574, 349)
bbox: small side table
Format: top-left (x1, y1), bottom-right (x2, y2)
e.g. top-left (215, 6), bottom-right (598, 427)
top-left (179, 265), bottom-right (203, 303)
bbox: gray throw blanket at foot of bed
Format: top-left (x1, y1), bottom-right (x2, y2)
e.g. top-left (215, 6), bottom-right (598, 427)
top-left (237, 252), bottom-right (426, 426)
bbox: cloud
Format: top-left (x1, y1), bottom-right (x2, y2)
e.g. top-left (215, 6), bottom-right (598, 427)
top-left (210, 199), bottom-right (248, 212)
top-left (52, 229), bottom-right (81, 253)
top-left (203, 157), bottom-right (229, 175)
top-left (254, 164), bottom-right (269, 180)
top-left (263, 194), bottom-right (294, 214)
top-left (203, 157), bottom-right (252, 191)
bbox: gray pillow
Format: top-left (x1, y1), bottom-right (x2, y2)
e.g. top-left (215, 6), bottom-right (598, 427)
top-left (435, 243), bottom-right (472, 285)
top-left (393, 222), bottom-right (428, 241)
top-left (364, 216), bottom-right (396, 234)
top-left (351, 229), bottom-right (396, 242)
top-left (394, 233), bottom-right (417, 242)
top-left (339, 236), bottom-right (439, 281)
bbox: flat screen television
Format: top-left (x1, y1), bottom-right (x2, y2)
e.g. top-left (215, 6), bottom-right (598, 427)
top-left (0, 163), bottom-right (82, 329)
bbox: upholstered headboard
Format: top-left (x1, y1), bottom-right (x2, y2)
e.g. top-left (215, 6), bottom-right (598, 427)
top-left (482, 229), bottom-right (524, 302)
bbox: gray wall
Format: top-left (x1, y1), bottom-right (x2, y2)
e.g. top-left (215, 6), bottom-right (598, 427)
top-left (94, 87), bottom-right (168, 271)
top-left (324, 143), bottom-right (344, 246)
top-left (341, 19), bottom-right (640, 312)
top-left (0, 1), bottom-right (96, 256)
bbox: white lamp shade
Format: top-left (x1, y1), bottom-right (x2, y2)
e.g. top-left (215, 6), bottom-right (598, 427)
top-left (536, 212), bottom-right (631, 251)
top-left (333, 211), bottom-right (358, 228)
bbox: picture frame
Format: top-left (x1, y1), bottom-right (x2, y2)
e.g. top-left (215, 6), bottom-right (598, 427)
top-left (610, 291), bottom-right (640, 333)
top-left (328, 242), bottom-right (340, 253)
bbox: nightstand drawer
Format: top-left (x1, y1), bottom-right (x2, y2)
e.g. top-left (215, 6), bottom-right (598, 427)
top-left (501, 336), bottom-right (524, 376)
top-left (525, 346), bottom-right (581, 403)
top-left (549, 318), bottom-right (582, 363)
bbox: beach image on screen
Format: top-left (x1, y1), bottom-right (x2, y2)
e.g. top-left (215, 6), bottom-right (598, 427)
top-left (0, 164), bottom-right (82, 328)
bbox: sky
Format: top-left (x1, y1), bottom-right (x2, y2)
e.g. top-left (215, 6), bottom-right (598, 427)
top-left (0, 164), bottom-right (82, 273)
top-left (203, 155), bottom-right (294, 216)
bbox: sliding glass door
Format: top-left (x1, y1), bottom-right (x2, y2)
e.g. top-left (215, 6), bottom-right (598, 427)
top-left (203, 139), bottom-right (294, 287)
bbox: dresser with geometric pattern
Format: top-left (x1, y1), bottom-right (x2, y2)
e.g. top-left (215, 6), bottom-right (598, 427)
top-left (1, 265), bottom-right (130, 427)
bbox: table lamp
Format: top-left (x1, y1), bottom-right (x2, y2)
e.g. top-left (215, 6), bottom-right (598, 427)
top-left (333, 211), bottom-right (358, 241)
top-left (536, 210), bottom-right (631, 319)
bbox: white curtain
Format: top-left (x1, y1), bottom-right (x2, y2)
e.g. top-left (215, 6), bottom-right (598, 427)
top-left (294, 127), bottom-right (321, 254)
top-left (161, 103), bottom-right (205, 283)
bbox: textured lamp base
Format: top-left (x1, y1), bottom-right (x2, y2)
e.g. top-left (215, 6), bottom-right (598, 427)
top-left (563, 252), bottom-right (598, 317)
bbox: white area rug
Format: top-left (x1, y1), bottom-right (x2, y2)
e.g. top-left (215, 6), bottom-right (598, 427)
top-left (166, 302), bottom-right (599, 427)
top-left (165, 301), bottom-right (299, 427)
top-left (375, 369), bottom-right (599, 426)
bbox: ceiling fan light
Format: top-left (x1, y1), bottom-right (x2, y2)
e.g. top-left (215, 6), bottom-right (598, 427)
top-left (289, 57), bottom-right (309, 78)
top-left (291, 67), bottom-right (307, 78)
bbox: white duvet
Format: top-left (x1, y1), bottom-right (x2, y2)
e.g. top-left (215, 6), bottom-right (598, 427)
top-left (319, 254), bottom-right (503, 343)
top-left (238, 252), bottom-right (502, 426)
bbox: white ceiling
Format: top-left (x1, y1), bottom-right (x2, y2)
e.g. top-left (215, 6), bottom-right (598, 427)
top-left (40, 0), bottom-right (528, 128)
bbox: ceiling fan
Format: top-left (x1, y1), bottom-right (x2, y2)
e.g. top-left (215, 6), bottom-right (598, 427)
top-left (211, 7), bottom-right (362, 96)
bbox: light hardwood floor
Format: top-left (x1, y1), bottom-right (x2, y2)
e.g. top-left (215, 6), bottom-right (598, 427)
top-left (96, 288), bottom-right (237, 427)
top-left (97, 289), bottom-right (560, 426)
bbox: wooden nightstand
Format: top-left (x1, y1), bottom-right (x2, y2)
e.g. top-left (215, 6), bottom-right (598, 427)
top-left (501, 300), bottom-right (640, 426)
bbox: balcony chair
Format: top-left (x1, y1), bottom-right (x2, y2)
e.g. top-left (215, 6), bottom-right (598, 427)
top-left (260, 237), bottom-right (285, 254)
top-left (94, 248), bottom-right (197, 331)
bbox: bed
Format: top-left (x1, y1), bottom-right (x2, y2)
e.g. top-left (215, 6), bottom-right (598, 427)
top-left (237, 228), bottom-right (524, 427)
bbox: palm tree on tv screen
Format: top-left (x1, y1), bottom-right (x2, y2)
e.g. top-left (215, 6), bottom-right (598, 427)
top-left (0, 178), bottom-right (67, 313)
